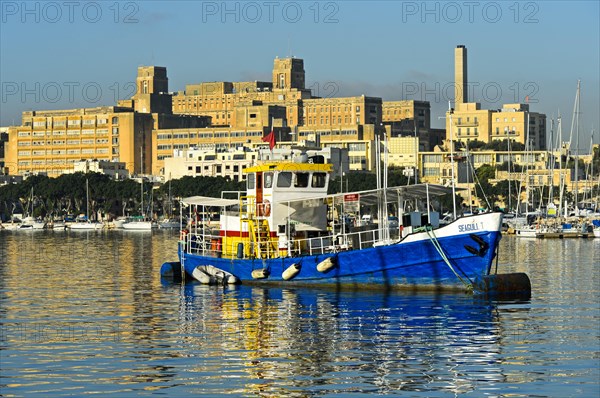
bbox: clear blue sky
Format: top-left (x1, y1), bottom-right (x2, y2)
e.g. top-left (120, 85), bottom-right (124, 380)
top-left (1, 1), bottom-right (598, 151)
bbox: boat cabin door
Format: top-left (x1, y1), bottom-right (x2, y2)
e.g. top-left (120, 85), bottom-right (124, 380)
top-left (256, 172), bottom-right (263, 205)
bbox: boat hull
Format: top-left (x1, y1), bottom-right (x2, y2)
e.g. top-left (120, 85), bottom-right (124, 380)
top-left (122, 221), bottom-right (157, 230)
top-left (178, 213), bottom-right (502, 290)
top-left (69, 222), bottom-right (103, 230)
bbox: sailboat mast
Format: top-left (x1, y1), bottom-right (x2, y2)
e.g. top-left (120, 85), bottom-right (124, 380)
top-left (575, 80), bottom-right (580, 212)
top-left (548, 118), bottom-right (555, 209)
top-left (86, 179), bottom-right (89, 221)
top-left (466, 140), bottom-right (472, 214)
top-left (525, 113), bottom-right (530, 215)
top-left (30, 187), bottom-right (34, 217)
top-left (139, 144), bottom-right (144, 218)
top-left (568, 81), bottom-right (581, 213)
top-left (141, 180), bottom-right (144, 218)
top-left (558, 116), bottom-right (564, 217)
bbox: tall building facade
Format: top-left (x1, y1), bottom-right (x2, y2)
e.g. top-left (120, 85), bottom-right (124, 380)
top-left (6, 57), bottom-right (434, 177)
top-left (5, 67), bottom-right (209, 176)
top-left (447, 45), bottom-right (547, 150)
top-left (162, 57), bottom-right (435, 174)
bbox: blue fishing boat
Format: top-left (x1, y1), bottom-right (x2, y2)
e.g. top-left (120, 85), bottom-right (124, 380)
top-left (162, 160), bottom-right (529, 295)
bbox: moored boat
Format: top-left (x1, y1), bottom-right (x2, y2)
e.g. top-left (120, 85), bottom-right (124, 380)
top-left (158, 218), bottom-right (180, 229)
top-left (21, 216), bottom-right (46, 230)
top-left (69, 219), bottom-right (104, 230)
top-left (162, 161), bottom-right (529, 295)
top-left (122, 216), bottom-right (157, 230)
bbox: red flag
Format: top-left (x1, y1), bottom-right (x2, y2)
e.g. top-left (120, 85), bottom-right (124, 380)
top-left (262, 129), bottom-right (276, 150)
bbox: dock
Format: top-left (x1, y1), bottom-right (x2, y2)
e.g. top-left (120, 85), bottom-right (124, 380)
top-left (536, 232), bottom-right (592, 239)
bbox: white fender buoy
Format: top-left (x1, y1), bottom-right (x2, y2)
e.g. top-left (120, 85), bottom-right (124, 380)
top-left (317, 257), bottom-right (336, 273)
top-left (192, 267), bottom-right (215, 284)
top-left (192, 265), bottom-right (240, 285)
top-left (252, 268), bottom-right (270, 279)
top-left (282, 263), bottom-right (301, 280)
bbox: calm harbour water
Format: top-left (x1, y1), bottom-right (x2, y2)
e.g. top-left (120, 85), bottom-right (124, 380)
top-left (0, 230), bottom-right (598, 397)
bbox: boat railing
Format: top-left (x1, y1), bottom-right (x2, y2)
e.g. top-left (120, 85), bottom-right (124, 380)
top-left (182, 225), bottom-right (389, 259)
top-left (291, 228), bottom-right (383, 255)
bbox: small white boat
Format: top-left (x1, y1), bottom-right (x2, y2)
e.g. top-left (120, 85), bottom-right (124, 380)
top-left (1, 220), bottom-right (23, 231)
top-left (593, 228), bottom-right (600, 238)
top-left (122, 218), bottom-right (157, 230)
top-left (69, 220), bottom-right (104, 230)
top-left (111, 217), bottom-right (130, 229)
top-left (49, 219), bottom-right (66, 230)
top-left (21, 216), bottom-right (46, 230)
top-left (158, 218), bottom-right (180, 229)
top-left (514, 225), bottom-right (538, 238)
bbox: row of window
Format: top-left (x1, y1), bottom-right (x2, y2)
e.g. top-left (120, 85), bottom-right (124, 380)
top-left (18, 138), bottom-right (113, 147)
top-left (157, 131), bottom-right (262, 140)
top-left (187, 164), bottom-right (243, 174)
top-left (457, 128), bottom-right (478, 136)
top-left (247, 171), bottom-right (327, 190)
top-left (18, 147), bottom-right (111, 158)
top-left (298, 130), bottom-right (358, 137)
top-left (304, 105), bottom-right (362, 114)
top-left (305, 116), bottom-right (362, 125)
top-left (28, 117), bottom-right (117, 127)
top-left (17, 128), bottom-right (116, 137)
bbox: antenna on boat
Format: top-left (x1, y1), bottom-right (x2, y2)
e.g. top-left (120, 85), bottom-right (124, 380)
top-left (447, 101), bottom-right (457, 220)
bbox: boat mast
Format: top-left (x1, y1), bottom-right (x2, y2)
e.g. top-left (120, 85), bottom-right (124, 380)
top-left (525, 113), bottom-right (531, 216)
top-left (448, 102), bottom-right (457, 220)
top-left (568, 80), bottom-right (581, 214)
top-left (85, 179), bottom-right (89, 221)
top-left (466, 140), bottom-right (472, 214)
top-left (506, 127), bottom-right (512, 214)
top-left (558, 115), bottom-right (565, 218)
top-left (575, 81), bottom-right (580, 213)
top-left (548, 118), bottom-right (555, 211)
top-left (140, 146), bottom-right (144, 218)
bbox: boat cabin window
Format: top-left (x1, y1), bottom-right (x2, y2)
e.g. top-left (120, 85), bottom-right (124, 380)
top-left (312, 172), bottom-right (327, 188)
top-left (247, 173), bottom-right (255, 189)
top-left (264, 172), bottom-right (273, 188)
top-left (277, 172), bottom-right (292, 188)
top-left (294, 172), bottom-right (310, 188)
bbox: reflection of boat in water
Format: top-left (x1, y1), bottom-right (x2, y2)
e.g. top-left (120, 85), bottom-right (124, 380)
top-left (174, 284), bottom-right (511, 395)
top-left (163, 161), bottom-right (528, 295)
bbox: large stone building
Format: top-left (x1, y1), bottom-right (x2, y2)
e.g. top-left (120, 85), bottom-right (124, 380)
top-left (447, 45), bottom-right (547, 150)
top-left (6, 57), bottom-right (435, 178)
top-left (159, 57), bottom-right (434, 175)
top-left (5, 67), bottom-right (209, 177)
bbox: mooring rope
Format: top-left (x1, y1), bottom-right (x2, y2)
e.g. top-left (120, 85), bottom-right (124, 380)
top-left (423, 226), bottom-right (473, 290)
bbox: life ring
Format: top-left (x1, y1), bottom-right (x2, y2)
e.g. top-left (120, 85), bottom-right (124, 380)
top-left (258, 200), bottom-right (271, 217)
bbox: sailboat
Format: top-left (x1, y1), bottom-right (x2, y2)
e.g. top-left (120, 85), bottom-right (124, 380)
top-left (159, 178), bottom-right (180, 229)
top-left (20, 188), bottom-right (46, 230)
top-left (69, 179), bottom-right (103, 230)
top-left (122, 179), bottom-right (157, 230)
